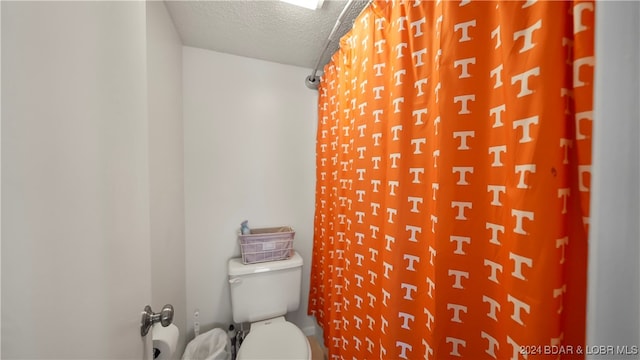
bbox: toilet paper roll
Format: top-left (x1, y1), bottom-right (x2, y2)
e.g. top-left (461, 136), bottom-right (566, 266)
top-left (152, 323), bottom-right (179, 360)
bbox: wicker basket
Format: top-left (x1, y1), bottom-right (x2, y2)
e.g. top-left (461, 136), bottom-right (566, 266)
top-left (238, 226), bottom-right (295, 264)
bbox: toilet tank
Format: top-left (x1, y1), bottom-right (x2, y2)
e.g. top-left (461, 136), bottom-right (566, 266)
top-left (228, 252), bottom-right (303, 323)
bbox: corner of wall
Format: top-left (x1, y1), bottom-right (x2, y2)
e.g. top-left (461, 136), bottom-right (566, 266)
top-left (589, 0), bottom-right (640, 350)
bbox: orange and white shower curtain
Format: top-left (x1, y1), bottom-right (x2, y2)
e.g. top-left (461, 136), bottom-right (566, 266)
top-left (309, 0), bottom-right (594, 359)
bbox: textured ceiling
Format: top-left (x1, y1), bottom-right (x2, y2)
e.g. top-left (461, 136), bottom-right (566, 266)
top-left (164, 0), bottom-right (369, 70)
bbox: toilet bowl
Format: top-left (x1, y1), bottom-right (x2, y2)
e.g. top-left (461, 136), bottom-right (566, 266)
top-left (228, 252), bottom-right (311, 360)
top-left (236, 317), bottom-right (310, 359)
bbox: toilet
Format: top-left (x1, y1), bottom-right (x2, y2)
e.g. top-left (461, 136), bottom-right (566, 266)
top-left (228, 251), bottom-right (311, 360)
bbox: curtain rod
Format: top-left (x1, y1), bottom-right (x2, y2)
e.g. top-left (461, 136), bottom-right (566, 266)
top-left (305, 0), bottom-right (371, 90)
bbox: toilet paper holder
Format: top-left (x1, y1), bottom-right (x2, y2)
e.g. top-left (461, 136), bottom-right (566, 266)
top-left (140, 304), bottom-right (174, 336)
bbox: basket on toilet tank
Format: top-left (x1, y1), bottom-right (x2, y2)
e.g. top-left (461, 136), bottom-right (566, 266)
top-left (238, 226), bottom-right (295, 264)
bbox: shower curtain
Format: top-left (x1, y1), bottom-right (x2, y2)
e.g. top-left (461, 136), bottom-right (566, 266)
top-left (308, 0), bottom-right (594, 359)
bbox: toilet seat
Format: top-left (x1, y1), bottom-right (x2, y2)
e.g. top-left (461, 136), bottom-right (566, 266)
top-left (237, 319), bottom-right (310, 360)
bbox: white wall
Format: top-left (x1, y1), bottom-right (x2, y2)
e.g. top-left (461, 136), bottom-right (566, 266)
top-left (588, 1), bottom-right (640, 357)
top-left (1, 2), bottom-right (3, 356)
top-left (2, 2), bottom-right (152, 358)
top-left (146, 2), bottom-right (187, 357)
top-left (183, 46), bottom-right (317, 338)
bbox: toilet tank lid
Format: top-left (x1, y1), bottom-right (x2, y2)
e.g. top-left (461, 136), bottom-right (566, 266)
top-left (228, 251), bottom-right (303, 276)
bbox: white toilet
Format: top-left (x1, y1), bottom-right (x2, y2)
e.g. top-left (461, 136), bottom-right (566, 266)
top-left (228, 251), bottom-right (311, 360)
